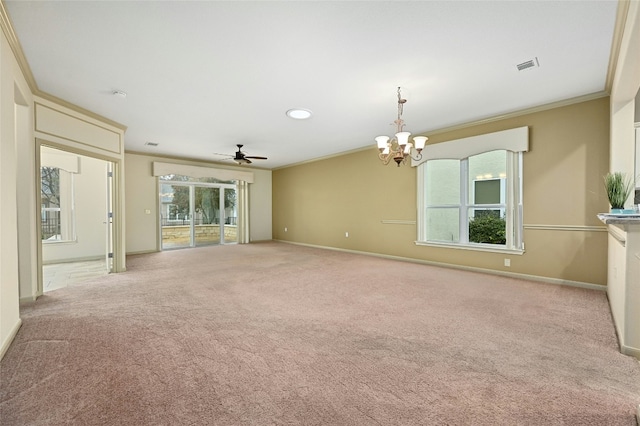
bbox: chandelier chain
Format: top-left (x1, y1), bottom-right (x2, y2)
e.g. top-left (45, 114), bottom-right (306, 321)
top-left (397, 86), bottom-right (405, 119)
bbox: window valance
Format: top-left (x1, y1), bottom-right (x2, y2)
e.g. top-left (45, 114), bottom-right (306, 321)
top-left (412, 126), bottom-right (529, 166)
top-left (152, 162), bottom-right (254, 183)
top-left (41, 148), bottom-right (80, 173)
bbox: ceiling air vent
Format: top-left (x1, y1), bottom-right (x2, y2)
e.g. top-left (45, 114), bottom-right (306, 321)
top-left (144, 142), bottom-right (159, 147)
top-left (517, 57), bottom-right (539, 71)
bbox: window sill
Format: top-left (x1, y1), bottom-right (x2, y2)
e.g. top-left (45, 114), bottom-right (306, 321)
top-left (415, 240), bottom-right (525, 255)
top-left (42, 240), bottom-right (77, 245)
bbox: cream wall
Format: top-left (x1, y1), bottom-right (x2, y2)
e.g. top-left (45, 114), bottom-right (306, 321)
top-left (0, 19), bottom-right (33, 358)
top-left (125, 153), bottom-right (272, 254)
top-left (273, 97), bottom-right (610, 287)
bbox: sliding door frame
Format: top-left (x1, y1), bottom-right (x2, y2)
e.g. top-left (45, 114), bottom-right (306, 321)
top-left (158, 178), bottom-right (237, 250)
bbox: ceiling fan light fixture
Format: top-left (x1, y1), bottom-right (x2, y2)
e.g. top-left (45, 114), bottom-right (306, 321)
top-left (286, 108), bottom-right (312, 120)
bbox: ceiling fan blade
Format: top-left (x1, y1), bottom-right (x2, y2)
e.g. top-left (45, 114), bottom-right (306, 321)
top-left (244, 156), bottom-right (267, 160)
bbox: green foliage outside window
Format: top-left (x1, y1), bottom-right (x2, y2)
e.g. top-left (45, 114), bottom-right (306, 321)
top-left (162, 175), bottom-right (236, 224)
top-left (469, 214), bottom-right (506, 245)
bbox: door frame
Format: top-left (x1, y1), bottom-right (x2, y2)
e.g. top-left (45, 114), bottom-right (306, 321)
top-left (35, 140), bottom-right (121, 296)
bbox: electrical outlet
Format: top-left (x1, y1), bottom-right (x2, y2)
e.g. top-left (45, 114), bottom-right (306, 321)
top-left (144, 209), bottom-right (151, 215)
top-left (284, 227), bottom-right (288, 232)
top-left (504, 259), bottom-right (511, 267)
top-left (345, 232), bottom-right (349, 238)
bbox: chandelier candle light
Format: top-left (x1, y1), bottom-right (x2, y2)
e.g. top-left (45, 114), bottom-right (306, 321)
top-left (375, 87), bottom-right (428, 166)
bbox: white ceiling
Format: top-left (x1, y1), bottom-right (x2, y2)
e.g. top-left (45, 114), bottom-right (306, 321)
top-left (4, 1), bottom-right (618, 169)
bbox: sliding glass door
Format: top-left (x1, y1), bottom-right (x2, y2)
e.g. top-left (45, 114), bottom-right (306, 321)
top-left (194, 186), bottom-right (219, 246)
top-left (224, 188), bottom-right (238, 243)
top-left (160, 176), bottom-right (237, 250)
top-left (160, 181), bottom-right (193, 249)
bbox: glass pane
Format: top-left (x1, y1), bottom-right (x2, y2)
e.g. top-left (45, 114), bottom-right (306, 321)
top-left (161, 183), bottom-right (192, 249)
top-left (426, 160), bottom-right (460, 205)
top-left (468, 151), bottom-right (506, 204)
top-left (41, 166), bottom-right (75, 241)
top-left (195, 187), bottom-right (220, 246)
top-left (41, 167), bottom-right (61, 240)
top-left (224, 188), bottom-right (238, 243)
top-left (474, 180), bottom-right (500, 204)
top-left (468, 208), bottom-right (506, 245)
top-left (426, 208), bottom-right (459, 242)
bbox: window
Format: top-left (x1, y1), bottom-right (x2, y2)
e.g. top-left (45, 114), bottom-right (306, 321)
top-left (41, 166), bottom-right (75, 242)
top-left (416, 127), bottom-right (527, 253)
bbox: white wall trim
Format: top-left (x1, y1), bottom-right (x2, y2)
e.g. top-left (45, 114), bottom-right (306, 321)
top-left (415, 240), bottom-right (525, 256)
top-left (273, 240), bottom-right (606, 291)
top-left (126, 249), bottom-right (159, 256)
top-left (621, 344), bottom-right (640, 360)
top-left (0, 319), bottom-right (22, 361)
top-left (381, 219), bottom-right (416, 225)
top-left (524, 224), bottom-right (608, 232)
top-left (42, 255), bottom-right (104, 265)
top-left (19, 295), bottom-right (37, 304)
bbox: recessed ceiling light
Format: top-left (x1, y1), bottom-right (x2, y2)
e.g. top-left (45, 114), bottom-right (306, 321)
top-left (286, 108), bottom-right (312, 120)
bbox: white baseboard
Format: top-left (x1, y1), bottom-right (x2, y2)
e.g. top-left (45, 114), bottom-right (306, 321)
top-left (43, 255), bottom-right (105, 265)
top-left (0, 318), bottom-right (22, 361)
top-left (19, 295), bottom-right (38, 304)
top-left (125, 249), bottom-right (159, 256)
top-left (621, 344), bottom-right (640, 360)
top-left (274, 239), bottom-right (607, 292)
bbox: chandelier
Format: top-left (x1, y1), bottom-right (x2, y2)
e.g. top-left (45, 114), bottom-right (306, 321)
top-left (375, 87), bottom-right (428, 166)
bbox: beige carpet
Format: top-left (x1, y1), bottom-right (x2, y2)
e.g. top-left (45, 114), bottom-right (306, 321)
top-left (1, 242), bottom-right (639, 425)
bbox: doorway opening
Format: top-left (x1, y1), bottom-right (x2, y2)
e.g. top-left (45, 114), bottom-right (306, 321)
top-left (39, 145), bottom-right (114, 292)
top-left (159, 175), bottom-right (238, 250)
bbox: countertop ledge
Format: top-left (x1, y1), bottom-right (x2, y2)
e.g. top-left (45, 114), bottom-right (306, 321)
top-left (597, 213), bottom-right (640, 225)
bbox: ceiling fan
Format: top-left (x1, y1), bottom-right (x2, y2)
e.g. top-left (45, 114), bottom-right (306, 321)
top-left (214, 144), bottom-right (268, 165)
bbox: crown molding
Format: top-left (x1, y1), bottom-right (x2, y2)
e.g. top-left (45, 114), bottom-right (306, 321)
top-left (272, 145), bottom-right (372, 171)
top-left (605, 0), bottom-right (631, 94)
top-left (0, 1), bottom-right (37, 91)
top-left (425, 91), bottom-right (609, 138)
